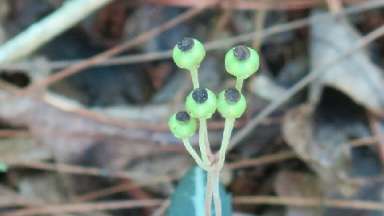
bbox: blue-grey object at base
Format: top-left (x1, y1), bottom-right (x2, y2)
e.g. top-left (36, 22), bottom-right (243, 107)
top-left (167, 166), bottom-right (232, 216)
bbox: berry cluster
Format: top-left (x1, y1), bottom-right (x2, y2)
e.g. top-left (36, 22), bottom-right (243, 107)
top-left (168, 37), bottom-right (259, 216)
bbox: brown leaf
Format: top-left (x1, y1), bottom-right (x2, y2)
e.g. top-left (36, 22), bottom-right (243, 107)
top-left (311, 11), bottom-right (384, 115)
top-left (282, 104), bottom-right (360, 196)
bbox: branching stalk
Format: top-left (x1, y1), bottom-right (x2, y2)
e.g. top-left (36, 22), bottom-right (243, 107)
top-left (182, 139), bottom-right (207, 170)
top-left (205, 171), bottom-right (213, 216)
top-left (212, 170), bottom-right (222, 216)
top-left (218, 118), bottom-right (235, 169)
top-left (204, 122), bottom-right (213, 160)
top-left (171, 39), bottom-right (260, 216)
top-left (199, 119), bottom-right (210, 165)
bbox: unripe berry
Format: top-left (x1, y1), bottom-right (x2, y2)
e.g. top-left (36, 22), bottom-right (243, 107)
top-left (225, 45), bottom-right (260, 80)
top-left (172, 37), bottom-right (206, 71)
top-left (186, 88), bottom-right (217, 119)
top-left (0, 162), bottom-right (7, 172)
top-left (168, 111), bottom-right (197, 139)
top-left (217, 88), bottom-right (246, 119)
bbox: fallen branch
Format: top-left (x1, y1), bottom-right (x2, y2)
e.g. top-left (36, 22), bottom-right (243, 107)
top-left (0, 0), bottom-right (113, 64)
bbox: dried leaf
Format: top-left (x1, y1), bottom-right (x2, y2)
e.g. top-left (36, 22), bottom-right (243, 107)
top-left (311, 11), bottom-right (384, 115)
top-left (282, 104), bottom-right (360, 196)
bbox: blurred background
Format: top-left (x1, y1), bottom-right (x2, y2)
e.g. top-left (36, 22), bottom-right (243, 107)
top-left (0, 0), bottom-right (383, 215)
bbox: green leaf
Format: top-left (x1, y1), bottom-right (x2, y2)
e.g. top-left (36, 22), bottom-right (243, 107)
top-left (167, 166), bottom-right (232, 216)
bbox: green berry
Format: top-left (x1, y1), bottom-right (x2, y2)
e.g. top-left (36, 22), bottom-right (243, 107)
top-left (217, 88), bottom-right (246, 119)
top-left (172, 38), bottom-right (206, 71)
top-left (225, 45), bottom-right (260, 80)
top-left (186, 88), bottom-right (217, 119)
top-left (168, 111), bottom-right (197, 139)
top-left (0, 162), bottom-right (7, 172)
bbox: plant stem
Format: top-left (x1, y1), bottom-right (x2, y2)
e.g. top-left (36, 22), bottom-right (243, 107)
top-left (182, 139), bottom-right (207, 170)
top-left (218, 118), bottom-right (235, 169)
top-left (204, 122), bottom-right (213, 160)
top-left (199, 119), bottom-right (210, 165)
top-left (205, 171), bottom-right (213, 216)
top-left (212, 169), bottom-right (222, 216)
top-left (190, 68), bottom-right (199, 89)
top-left (235, 78), bottom-right (244, 91)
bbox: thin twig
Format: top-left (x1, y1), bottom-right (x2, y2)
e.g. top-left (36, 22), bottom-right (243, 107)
top-left (2, 137), bottom-right (378, 210)
top-left (0, 129), bottom-right (30, 138)
top-left (151, 200), bottom-right (170, 216)
top-left (75, 182), bottom-right (135, 202)
top-left (229, 22), bottom-right (384, 150)
top-left (3, 0), bottom-right (382, 72)
top-left (368, 113), bottom-right (384, 164)
top-left (226, 151), bottom-right (297, 170)
top-left (4, 195), bottom-right (384, 216)
top-left (1, 138), bottom-right (378, 208)
top-left (1, 136), bottom-right (376, 181)
top-left (0, 0), bottom-right (113, 64)
top-left (3, 160), bottom-right (178, 184)
top-left (43, 91), bottom-right (254, 132)
top-left (3, 199), bottom-right (163, 216)
top-left (227, 136), bottom-right (378, 169)
top-left (0, 197), bottom-right (43, 209)
top-left (27, 4), bottom-right (214, 91)
top-left (234, 195), bottom-right (384, 211)
top-left (252, 9), bottom-right (267, 49)
top-left (144, 0), bottom-right (362, 11)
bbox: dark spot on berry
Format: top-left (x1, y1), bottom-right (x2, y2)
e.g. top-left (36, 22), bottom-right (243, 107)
top-left (225, 88), bottom-right (240, 103)
top-left (176, 111), bottom-right (190, 122)
top-left (177, 37), bottom-right (194, 52)
top-left (192, 88), bottom-right (208, 104)
top-left (233, 45), bottom-right (250, 61)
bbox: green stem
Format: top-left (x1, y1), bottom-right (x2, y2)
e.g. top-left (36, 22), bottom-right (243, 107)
top-left (236, 78), bottom-right (244, 91)
top-left (218, 118), bottom-right (235, 169)
top-left (190, 68), bottom-right (199, 89)
top-left (212, 170), bottom-right (222, 216)
top-left (205, 171), bottom-right (213, 216)
top-left (182, 139), bottom-right (207, 170)
top-left (199, 119), bottom-right (210, 165)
